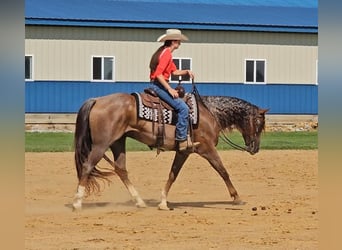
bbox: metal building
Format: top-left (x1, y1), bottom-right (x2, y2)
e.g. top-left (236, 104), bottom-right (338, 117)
top-left (25, 0), bottom-right (318, 116)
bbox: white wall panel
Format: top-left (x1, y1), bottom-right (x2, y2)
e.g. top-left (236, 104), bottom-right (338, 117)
top-left (25, 26), bottom-right (318, 84)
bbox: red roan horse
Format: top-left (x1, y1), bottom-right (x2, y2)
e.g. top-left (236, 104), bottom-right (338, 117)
top-left (72, 89), bottom-right (268, 210)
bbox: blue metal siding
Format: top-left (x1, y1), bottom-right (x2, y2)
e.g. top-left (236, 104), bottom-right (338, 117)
top-left (25, 81), bottom-right (317, 114)
top-left (25, 0), bottom-right (317, 33)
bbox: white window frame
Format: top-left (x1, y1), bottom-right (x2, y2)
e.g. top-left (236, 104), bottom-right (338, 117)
top-left (170, 57), bottom-right (192, 83)
top-left (91, 55), bottom-right (115, 82)
top-left (25, 55), bottom-right (34, 81)
top-left (244, 59), bottom-right (267, 84)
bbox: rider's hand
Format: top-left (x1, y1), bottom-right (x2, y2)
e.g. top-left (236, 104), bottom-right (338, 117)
top-left (168, 88), bottom-right (179, 98)
top-left (187, 70), bottom-right (195, 80)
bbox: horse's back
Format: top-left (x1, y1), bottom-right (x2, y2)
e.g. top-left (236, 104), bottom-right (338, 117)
top-left (94, 92), bottom-right (133, 104)
top-left (91, 93), bottom-right (134, 110)
top-left (89, 92), bottom-right (137, 123)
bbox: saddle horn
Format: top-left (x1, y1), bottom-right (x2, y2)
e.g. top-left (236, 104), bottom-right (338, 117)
top-left (175, 79), bottom-right (185, 98)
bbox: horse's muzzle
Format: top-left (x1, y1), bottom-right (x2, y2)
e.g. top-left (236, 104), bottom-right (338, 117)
top-left (246, 141), bottom-right (259, 155)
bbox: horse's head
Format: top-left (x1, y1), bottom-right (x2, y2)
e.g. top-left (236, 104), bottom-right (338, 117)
top-left (241, 108), bottom-right (268, 155)
top-left (200, 96), bottom-right (269, 155)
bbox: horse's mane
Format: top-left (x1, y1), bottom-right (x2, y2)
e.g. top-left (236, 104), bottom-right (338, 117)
top-left (200, 96), bottom-right (260, 132)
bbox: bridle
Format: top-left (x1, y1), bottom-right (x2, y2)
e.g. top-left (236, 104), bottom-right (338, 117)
top-left (219, 108), bottom-right (264, 153)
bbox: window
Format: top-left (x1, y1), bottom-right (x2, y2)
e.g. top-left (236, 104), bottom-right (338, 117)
top-left (92, 56), bottom-right (115, 81)
top-left (245, 59), bottom-right (266, 83)
top-left (170, 58), bottom-right (192, 83)
top-left (25, 55), bottom-right (33, 81)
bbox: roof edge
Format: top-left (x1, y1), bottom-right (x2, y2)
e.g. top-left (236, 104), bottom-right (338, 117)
top-left (25, 18), bottom-right (318, 33)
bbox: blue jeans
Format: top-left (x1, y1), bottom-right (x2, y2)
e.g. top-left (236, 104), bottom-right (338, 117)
top-left (150, 83), bottom-right (189, 141)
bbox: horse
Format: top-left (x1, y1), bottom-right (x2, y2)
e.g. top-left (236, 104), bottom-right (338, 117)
top-left (72, 90), bottom-right (268, 211)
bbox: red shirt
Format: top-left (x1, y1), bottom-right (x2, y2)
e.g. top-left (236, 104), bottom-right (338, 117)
top-left (150, 48), bottom-right (177, 81)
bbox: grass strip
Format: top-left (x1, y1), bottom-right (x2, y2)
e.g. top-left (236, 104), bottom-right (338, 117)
top-left (25, 131), bottom-right (317, 152)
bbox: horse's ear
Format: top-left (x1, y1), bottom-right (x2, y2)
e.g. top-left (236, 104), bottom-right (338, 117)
top-left (259, 108), bottom-right (269, 115)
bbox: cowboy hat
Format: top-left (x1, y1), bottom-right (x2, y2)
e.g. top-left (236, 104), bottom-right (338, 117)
top-left (157, 29), bottom-right (189, 42)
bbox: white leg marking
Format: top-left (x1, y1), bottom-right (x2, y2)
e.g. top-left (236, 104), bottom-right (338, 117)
top-left (158, 189), bottom-right (170, 210)
top-left (126, 182), bottom-right (147, 208)
top-left (72, 185), bottom-right (85, 210)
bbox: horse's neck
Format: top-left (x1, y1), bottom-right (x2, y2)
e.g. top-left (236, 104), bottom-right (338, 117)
top-left (201, 96), bottom-right (247, 130)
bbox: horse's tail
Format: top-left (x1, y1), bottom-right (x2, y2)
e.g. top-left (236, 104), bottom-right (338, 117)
top-left (74, 98), bottom-right (115, 195)
top-left (74, 98), bottom-right (96, 182)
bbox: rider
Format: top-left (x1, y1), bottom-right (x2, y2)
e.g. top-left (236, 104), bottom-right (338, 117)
top-left (149, 29), bottom-right (200, 151)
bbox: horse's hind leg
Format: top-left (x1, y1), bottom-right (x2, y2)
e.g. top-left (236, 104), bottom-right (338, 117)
top-left (73, 163), bottom-right (90, 210)
top-left (110, 138), bottom-right (147, 208)
top-left (159, 151), bottom-right (189, 210)
top-left (73, 145), bottom-right (107, 210)
top-left (200, 147), bottom-right (243, 205)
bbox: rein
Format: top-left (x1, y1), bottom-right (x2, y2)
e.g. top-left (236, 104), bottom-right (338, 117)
top-left (219, 133), bottom-right (246, 152)
top-left (191, 80), bottom-right (247, 153)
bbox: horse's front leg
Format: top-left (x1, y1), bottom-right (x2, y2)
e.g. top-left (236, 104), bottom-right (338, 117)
top-left (115, 166), bottom-right (147, 208)
top-left (159, 151), bottom-right (189, 210)
top-left (200, 147), bottom-right (243, 205)
top-left (110, 140), bottom-right (147, 208)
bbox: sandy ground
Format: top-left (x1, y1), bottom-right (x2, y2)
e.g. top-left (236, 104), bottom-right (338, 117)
top-left (25, 150), bottom-right (318, 250)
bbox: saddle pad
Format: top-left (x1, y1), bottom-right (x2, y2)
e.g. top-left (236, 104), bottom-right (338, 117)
top-left (132, 92), bottom-right (199, 126)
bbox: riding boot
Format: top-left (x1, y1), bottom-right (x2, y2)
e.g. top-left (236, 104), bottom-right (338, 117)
top-left (178, 136), bottom-right (200, 151)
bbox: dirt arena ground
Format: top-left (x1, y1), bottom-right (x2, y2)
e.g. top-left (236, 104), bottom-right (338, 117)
top-left (25, 150), bottom-right (318, 250)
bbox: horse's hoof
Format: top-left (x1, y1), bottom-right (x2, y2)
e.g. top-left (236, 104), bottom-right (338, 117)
top-left (232, 198), bottom-right (245, 205)
top-left (158, 203), bottom-right (171, 211)
top-left (136, 202), bottom-right (147, 208)
top-left (72, 203), bottom-right (82, 212)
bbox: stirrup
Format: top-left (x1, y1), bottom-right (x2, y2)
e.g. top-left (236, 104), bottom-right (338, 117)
top-left (178, 137), bottom-right (200, 151)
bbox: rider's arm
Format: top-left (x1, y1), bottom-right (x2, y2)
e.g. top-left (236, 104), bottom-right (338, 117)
top-left (155, 74), bottom-right (179, 98)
